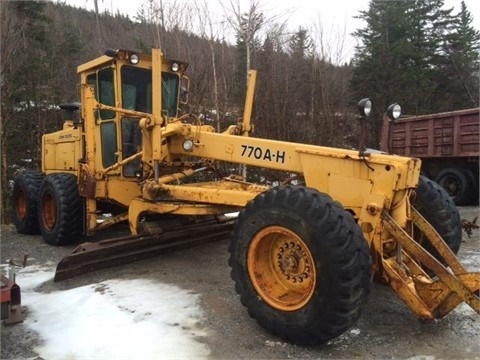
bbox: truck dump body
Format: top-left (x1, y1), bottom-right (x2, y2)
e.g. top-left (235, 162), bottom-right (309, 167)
top-left (387, 108), bottom-right (479, 158)
top-left (382, 108), bottom-right (480, 205)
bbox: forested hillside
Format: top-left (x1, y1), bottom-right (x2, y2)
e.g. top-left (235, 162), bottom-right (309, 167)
top-left (1, 0), bottom-right (478, 221)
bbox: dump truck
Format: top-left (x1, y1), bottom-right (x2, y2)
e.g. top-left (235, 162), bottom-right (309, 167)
top-left (380, 108), bottom-right (480, 205)
top-left (11, 48), bottom-right (479, 345)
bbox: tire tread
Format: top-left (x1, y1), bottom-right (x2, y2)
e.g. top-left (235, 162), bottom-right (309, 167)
top-left (229, 185), bottom-right (372, 345)
top-left (38, 173), bottom-right (83, 246)
top-left (12, 171), bottom-right (44, 234)
top-left (415, 175), bottom-right (462, 257)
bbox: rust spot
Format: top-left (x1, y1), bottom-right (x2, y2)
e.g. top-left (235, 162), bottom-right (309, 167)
top-left (78, 164), bottom-right (96, 198)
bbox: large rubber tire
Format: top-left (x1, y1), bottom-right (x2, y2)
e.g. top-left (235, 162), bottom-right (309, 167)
top-left (414, 175), bottom-right (462, 261)
top-left (229, 186), bottom-right (372, 345)
top-left (11, 171), bottom-right (44, 234)
top-left (435, 168), bottom-right (471, 206)
top-left (38, 173), bottom-right (84, 246)
top-left (460, 168), bottom-right (479, 205)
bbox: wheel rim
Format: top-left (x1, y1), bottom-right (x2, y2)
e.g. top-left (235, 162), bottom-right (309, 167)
top-left (441, 175), bottom-right (460, 196)
top-left (16, 190), bottom-right (27, 220)
top-left (247, 226), bottom-right (316, 311)
top-left (42, 192), bottom-right (57, 231)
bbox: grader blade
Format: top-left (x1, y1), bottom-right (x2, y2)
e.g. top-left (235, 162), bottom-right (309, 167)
top-left (381, 210), bottom-right (480, 320)
top-left (54, 219), bottom-right (235, 282)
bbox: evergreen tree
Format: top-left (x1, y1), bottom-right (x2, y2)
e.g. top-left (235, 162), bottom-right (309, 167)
top-left (401, 0), bottom-right (452, 113)
top-left (436, 1), bottom-right (480, 108)
top-left (287, 27), bottom-right (314, 142)
top-left (350, 0), bottom-right (467, 146)
top-left (289, 27), bottom-right (313, 59)
top-left (351, 1), bottom-right (412, 145)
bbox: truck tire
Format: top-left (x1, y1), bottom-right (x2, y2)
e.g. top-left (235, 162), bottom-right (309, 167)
top-left (12, 171), bottom-right (44, 234)
top-left (414, 175), bottom-right (462, 261)
top-left (434, 168), bottom-right (471, 206)
top-left (460, 168), bottom-right (479, 205)
top-left (228, 186), bottom-right (372, 345)
top-left (38, 173), bottom-right (84, 246)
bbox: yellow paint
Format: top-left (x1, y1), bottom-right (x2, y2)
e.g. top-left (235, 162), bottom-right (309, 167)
top-left (39, 48), bottom-right (479, 320)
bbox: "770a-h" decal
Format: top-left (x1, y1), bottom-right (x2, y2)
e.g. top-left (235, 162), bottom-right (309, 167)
top-left (240, 145), bottom-right (286, 164)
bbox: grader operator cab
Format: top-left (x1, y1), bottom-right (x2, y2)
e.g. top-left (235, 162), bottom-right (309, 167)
top-left (12, 48), bottom-right (479, 345)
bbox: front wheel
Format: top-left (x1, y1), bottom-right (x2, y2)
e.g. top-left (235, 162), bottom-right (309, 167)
top-left (413, 175), bottom-right (462, 261)
top-left (38, 173), bottom-right (84, 246)
top-left (229, 186), bottom-right (372, 345)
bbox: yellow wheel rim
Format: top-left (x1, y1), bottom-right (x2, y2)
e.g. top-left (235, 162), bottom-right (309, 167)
top-left (247, 226), bottom-right (316, 311)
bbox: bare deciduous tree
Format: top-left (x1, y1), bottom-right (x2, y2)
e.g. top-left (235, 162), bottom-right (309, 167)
top-left (193, 0), bottom-right (224, 131)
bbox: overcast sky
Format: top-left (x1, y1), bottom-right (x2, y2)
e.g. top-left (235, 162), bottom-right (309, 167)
top-left (59, 0), bottom-right (479, 62)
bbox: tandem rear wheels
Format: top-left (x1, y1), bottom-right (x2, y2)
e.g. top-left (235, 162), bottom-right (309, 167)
top-left (12, 172), bottom-right (83, 246)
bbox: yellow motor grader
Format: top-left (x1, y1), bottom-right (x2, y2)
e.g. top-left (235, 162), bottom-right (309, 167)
top-left (12, 48), bottom-right (479, 345)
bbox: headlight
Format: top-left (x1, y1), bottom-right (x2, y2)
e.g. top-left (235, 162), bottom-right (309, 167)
top-left (130, 53), bottom-right (139, 65)
top-left (387, 103), bottom-right (401, 120)
top-left (104, 49), bottom-right (140, 65)
top-left (357, 98), bottom-right (372, 117)
top-left (182, 139), bottom-right (194, 151)
top-left (171, 62), bottom-right (179, 72)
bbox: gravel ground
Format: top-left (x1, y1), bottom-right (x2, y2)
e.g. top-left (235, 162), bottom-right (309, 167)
top-left (1, 206), bottom-right (479, 360)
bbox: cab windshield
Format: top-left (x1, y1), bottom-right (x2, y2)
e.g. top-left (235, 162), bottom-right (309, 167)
top-left (121, 65), bottom-right (179, 117)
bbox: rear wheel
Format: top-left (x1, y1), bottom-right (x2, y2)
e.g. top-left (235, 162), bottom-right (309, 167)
top-left (38, 173), bottom-right (84, 246)
top-left (229, 186), bottom-right (372, 345)
top-left (413, 175), bottom-right (462, 261)
top-left (460, 168), bottom-right (479, 205)
top-left (12, 171), bottom-right (44, 234)
top-left (435, 168), bottom-right (471, 206)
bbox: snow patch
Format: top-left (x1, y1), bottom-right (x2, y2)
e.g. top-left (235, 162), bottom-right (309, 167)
top-left (349, 328), bottom-right (361, 336)
top-left (17, 265), bottom-right (210, 360)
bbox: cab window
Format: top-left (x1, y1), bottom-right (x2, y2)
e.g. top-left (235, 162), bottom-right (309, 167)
top-left (121, 66), bottom-right (151, 112)
top-left (121, 66), bottom-right (179, 117)
top-left (87, 69), bottom-right (117, 168)
top-left (162, 73), bottom-right (179, 117)
top-left (97, 68), bottom-right (115, 119)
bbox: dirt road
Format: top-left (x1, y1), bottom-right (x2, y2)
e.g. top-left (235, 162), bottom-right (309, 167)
top-left (1, 206), bottom-right (479, 359)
